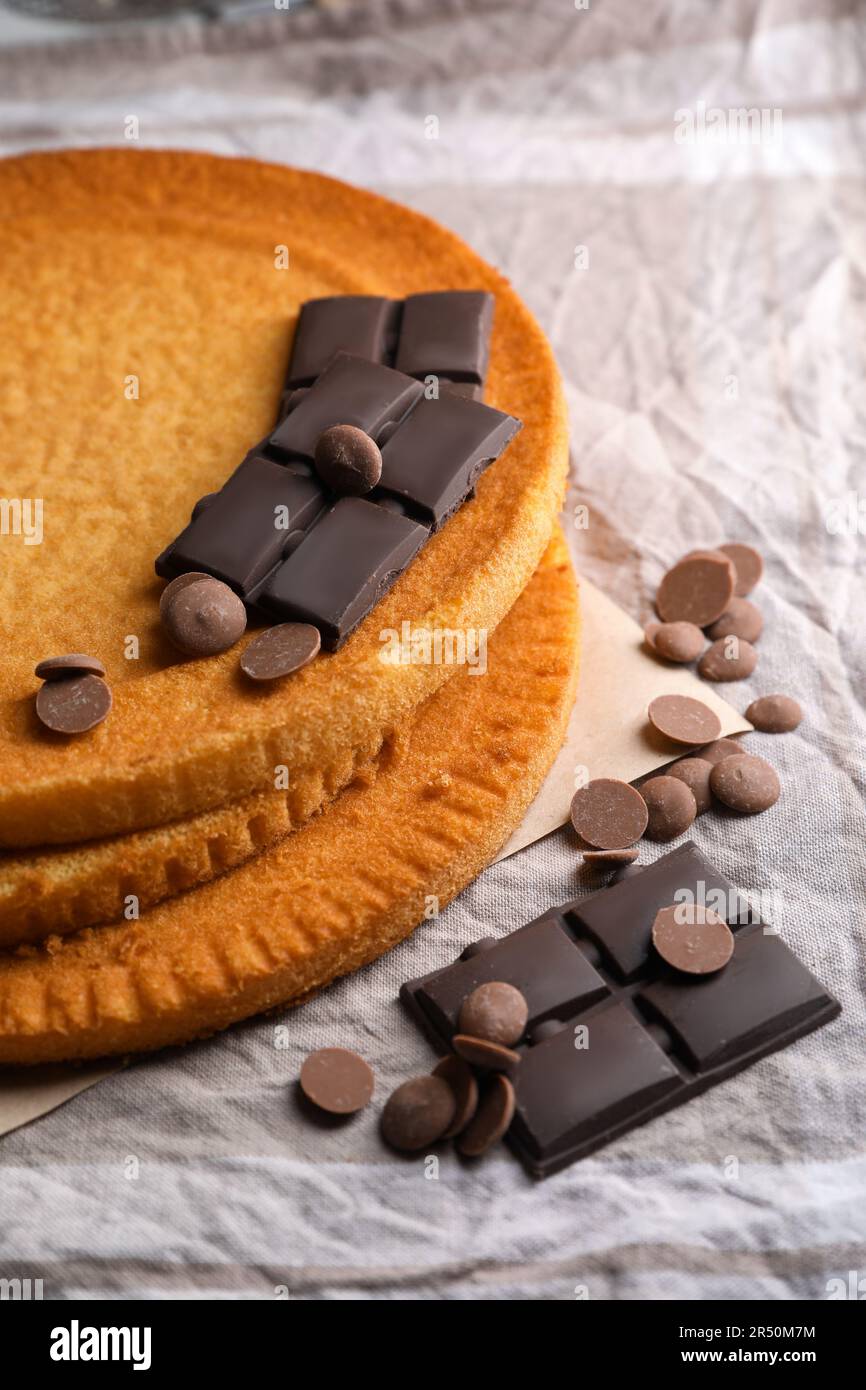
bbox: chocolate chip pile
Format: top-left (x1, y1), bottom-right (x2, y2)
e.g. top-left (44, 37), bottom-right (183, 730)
top-left (570, 540), bottom-right (804, 865)
top-left (298, 982), bottom-right (529, 1161)
top-left (33, 654), bottom-right (112, 735)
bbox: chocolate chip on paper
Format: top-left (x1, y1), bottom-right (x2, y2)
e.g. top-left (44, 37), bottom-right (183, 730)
top-left (640, 775), bottom-right (697, 841)
top-left (651, 903), bottom-right (734, 975)
top-left (36, 673), bottom-right (112, 735)
top-left (746, 693), bottom-right (803, 733)
top-left (299, 1047), bottom-right (375, 1116)
top-left (652, 621), bottom-right (706, 663)
top-left (240, 623), bottom-right (321, 681)
top-left (647, 693), bottom-right (721, 745)
top-left (656, 553), bottom-right (734, 626)
top-left (709, 753), bottom-right (780, 813)
top-left (570, 777), bottom-right (649, 849)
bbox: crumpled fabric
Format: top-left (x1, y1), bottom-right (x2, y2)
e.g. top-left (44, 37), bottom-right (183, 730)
top-left (0, 0), bottom-right (864, 1300)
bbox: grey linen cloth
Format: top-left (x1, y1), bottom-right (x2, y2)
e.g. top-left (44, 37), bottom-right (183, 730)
top-left (0, 0), bottom-right (864, 1300)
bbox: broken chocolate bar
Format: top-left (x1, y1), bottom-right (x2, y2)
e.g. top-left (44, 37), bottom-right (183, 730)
top-left (401, 842), bottom-right (840, 1178)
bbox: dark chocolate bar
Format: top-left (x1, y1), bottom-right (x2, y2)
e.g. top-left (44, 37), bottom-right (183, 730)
top-left (156, 455), bottom-right (325, 598)
top-left (270, 353), bottom-right (424, 462)
top-left (256, 496), bottom-right (429, 647)
top-left (376, 392), bottom-right (521, 530)
top-left (285, 296), bottom-right (399, 388)
top-left (401, 843), bottom-right (841, 1178)
top-left (394, 291), bottom-right (493, 384)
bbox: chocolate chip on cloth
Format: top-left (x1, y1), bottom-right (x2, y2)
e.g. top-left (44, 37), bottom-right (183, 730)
top-left (698, 637), bottom-right (758, 682)
top-left (582, 847), bottom-right (640, 868)
top-left (651, 904), bottom-right (734, 975)
top-left (710, 753), bottom-right (781, 813)
top-left (648, 694), bottom-right (721, 745)
top-left (706, 597), bottom-right (763, 644)
top-left (456, 1074), bottom-right (516, 1158)
top-left (36, 673), bottom-right (112, 735)
top-left (640, 775), bottom-right (697, 841)
top-left (162, 575), bottom-right (247, 657)
top-left (433, 1056), bottom-right (479, 1139)
top-left (380, 1075), bottom-right (456, 1151)
top-left (314, 423), bottom-right (383, 496)
top-left (718, 542), bottom-right (763, 596)
top-left (667, 757), bottom-right (714, 814)
top-left (570, 777), bottom-right (649, 849)
top-left (746, 693), bottom-right (803, 733)
top-left (240, 623), bottom-right (321, 681)
top-left (299, 1047), bottom-right (374, 1115)
top-left (656, 552), bottom-right (734, 626)
top-left (458, 981), bottom-right (528, 1047)
top-left (651, 621), bottom-right (706, 663)
top-left (35, 653), bottom-right (106, 681)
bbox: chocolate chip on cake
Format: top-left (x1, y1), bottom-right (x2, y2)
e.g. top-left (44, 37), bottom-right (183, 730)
top-left (299, 1047), bottom-right (374, 1115)
top-left (458, 981), bottom-right (528, 1047)
top-left (240, 623), bottom-right (321, 681)
top-left (433, 1056), bottom-right (479, 1139)
top-left (667, 757), bottom-right (714, 814)
top-left (652, 621), bottom-right (706, 663)
top-left (640, 775), bottom-right (697, 841)
top-left (656, 553), bottom-right (734, 626)
top-left (158, 570), bottom-right (212, 620)
top-left (36, 673), bottom-right (112, 735)
top-left (698, 637), bottom-right (758, 682)
top-left (380, 1075), bottom-right (456, 1151)
top-left (570, 778), bottom-right (649, 849)
top-left (162, 575), bottom-right (247, 657)
top-left (456, 1074), bottom-right (516, 1158)
top-left (718, 543), bottom-right (763, 596)
top-left (314, 424), bottom-right (383, 496)
top-left (647, 694), bottom-right (722, 745)
top-left (745, 694), bottom-right (803, 733)
top-left (706, 597), bottom-right (763, 644)
top-left (651, 904), bottom-right (734, 975)
top-left (709, 753), bottom-right (780, 813)
top-left (35, 653), bottom-right (105, 681)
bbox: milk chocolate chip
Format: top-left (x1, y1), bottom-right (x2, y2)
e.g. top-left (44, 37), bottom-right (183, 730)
top-left (706, 597), bottom-right (763, 644)
top-left (652, 621), bottom-right (706, 663)
top-left (698, 637), bottom-right (758, 682)
top-left (35, 653), bottom-right (105, 681)
top-left (718, 543), bottom-right (763, 596)
top-left (457, 982), bottom-right (528, 1047)
top-left (709, 754), bottom-right (780, 813)
top-left (651, 903), bottom-right (734, 975)
top-left (35, 673), bottom-right (112, 735)
top-left (667, 757), bottom-right (713, 814)
top-left (699, 737), bottom-right (746, 765)
top-left (299, 1047), bottom-right (374, 1115)
top-left (380, 1075), bottom-right (456, 1151)
top-left (452, 1035), bottom-right (521, 1072)
top-left (240, 623), bottom-right (321, 681)
top-left (745, 694), bottom-right (803, 733)
top-left (314, 424), bottom-right (383, 496)
top-left (582, 848), bottom-right (640, 868)
top-left (456, 1074), bottom-right (516, 1158)
top-left (648, 694), bottom-right (722, 745)
top-left (656, 554), bottom-right (734, 626)
top-left (162, 576), bottom-right (247, 657)
top-left (570, 778), bottom-right (649, 849)
top-left (640, 776), bottom-right (697, 841)
top-left (433, 1056), bottom-right (479, 1139)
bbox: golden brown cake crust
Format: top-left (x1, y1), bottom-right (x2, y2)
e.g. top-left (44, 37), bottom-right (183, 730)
top-left (0, 150), bottom-right (569, 847)
top-left (0, 531), bottom-right (580, 1064)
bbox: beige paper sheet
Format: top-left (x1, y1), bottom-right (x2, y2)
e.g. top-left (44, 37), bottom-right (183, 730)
top-left (0, 575), bottom-right (750, 1138)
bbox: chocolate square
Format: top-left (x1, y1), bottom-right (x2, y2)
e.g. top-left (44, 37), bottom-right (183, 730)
top-left (269, 353), bottom-right (424, 463)
top-left (394, 291), bottom-right (494, 382)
